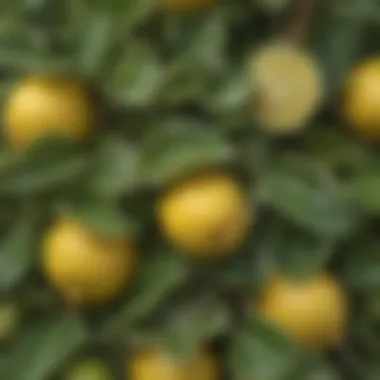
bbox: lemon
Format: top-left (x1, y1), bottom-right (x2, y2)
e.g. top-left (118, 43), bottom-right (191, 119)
top-left (66, 358), bottom-right (112, 380)
top-left (129, 348), bottom-right (219, 380)
top-left (42, 218), bottom-right (135, 305)
top-left (157, 173), bottom-right (252, 257)
top-left (343, 57), bottom-right (380, 140)
top-left (3, 76), bottom-right (95, 148)
top-left (250, 41), bottom-right (324, 133)
top-left (257, 272), bottom-right (348, 349)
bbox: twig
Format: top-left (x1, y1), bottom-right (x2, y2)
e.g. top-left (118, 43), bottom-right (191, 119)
top-left (282, 0), bottom-right (318, 43)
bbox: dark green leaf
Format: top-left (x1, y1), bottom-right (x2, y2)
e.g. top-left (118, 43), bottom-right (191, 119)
top-left (159, 295), bottom-right (231, 358)
top-left (160, 60), bottom-right (212, 105)
top-left (102, 249), bottom-right (190, 336)
top-left (121, 0), bottom-right (155, 28)
top-left (56, 197), bottom-right (135, 238)
top-left (88, 136), bottom-right (140, 199)
top-left (106, 39), bottom-right (163, 107)
top-left (255, 218), bottom-right (337, 280)
top-left (310, 0), bottom-right (373, 93)
top-left (207, 69), bottom-right (252, 113)
top-left (0, 215), bottom-right (39, 292)
top-left (345, 167), bottom-right (380, 213)
top-left (254, 0), bottom-right (294, 13)
top-left (24, 0), bottom-right (68, 33)
top-left (0, 136), bottom-right (90, 195)
top-left (305, 367), bottom-right (339, 380)
top-left (290, 356), bottom-right (340, 380)
top-left (257, 166), bottom-right (356, 237)
top-left (1, 314), bottom-right (89, 380)
top-left (0, 30), bottom-right (72, 71)
top-left (341, 239), bottom-right (380, 290)
top-left (81, 0), bottom-right (155, 27)
top-left (139, 119), bottom-right (235, 186)
top-left (304, 129), bottom-right (370, 170)
top-left (75, 12), bottom-right (115, 76)
top-left (186, 10), bottom-right (228, 73)
top-left (228, 316), bottom-right (301, 380)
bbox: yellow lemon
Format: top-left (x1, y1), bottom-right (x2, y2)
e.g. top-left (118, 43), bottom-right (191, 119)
top-left (129, 348), bottom-right (219, 380)
top-left (66, 359), bottom-right (112, 380)
top-left (42, 218), bottom-right (135, 306)
top-left (0, 301), bottom-right (20, 342)
top-left (343, 57), bottom-right (380, 140)
top-left (257, 272), bottom-right (348, 349)
top-left (157, 173), bottom-right (251, 258)
top-left (250, 41), bottom-right (324, 133)
top-left (3, 76), bottom-right (95, 148)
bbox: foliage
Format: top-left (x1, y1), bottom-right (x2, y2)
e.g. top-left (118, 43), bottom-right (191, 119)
top-left (0, 0), bottom-right (379, 379)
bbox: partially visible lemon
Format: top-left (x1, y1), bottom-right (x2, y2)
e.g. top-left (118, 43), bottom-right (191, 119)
top-left (66, 358), bottom-right (112, 380)
top-left (343, 57), bottom-right (380, 140)
top-left (0, 301), bottom-right (20, 342)
top-left (257, 272), bottom-right (348, 349)
top-left (129, 348), bottom-right (219, 380)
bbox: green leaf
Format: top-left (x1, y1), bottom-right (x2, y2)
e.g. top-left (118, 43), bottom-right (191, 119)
top-left (24, 0), bottom-right (68, 33)
top-left (139, 119), bottom-right (235, 186)
top-left (1, 314), bottom-right (89, 380)
top-left (0, 136), bottom-right (90, 195)
top-left (310, 0), bottom-right (373, 93)
top-left (340, 238), bottom-right (380, 291)
top-left (254, 0), bottom-right (294, 13)
top-left (160, 59), bottom-right (212, 105)
top-left (102, 249), bottom-right (190, 336)
top-left (305, 366), bottom-right (340, 380)
top-left (88, 136), bottom-right (140, 199)
top-left (228, 316), bottom-right (302, 380)
top-left (345, 166), bottom-right (380, 213)
top-left (0, 215), bottom-right (39, 292)
top-left (303, 128), bottom-right (370, 170)
top-left (255, 218), bottom-right (337, 280)
top-left (120, 0), bottom-right (155, 28)
top-left (207, 69), bottom-right (252, 113)
top-left (186, 10), bottom-right (228, 73)
top-left (159, 295), bottom-right (231, 358)
top-left (0, 1), bottom-right (23, 14)
top-left (290, 356), bottom-right (340, 380)
top-left (56, 196), bottom-right (135, 238)
top-left (0, 29), bottom-right (72, 72)
top-left (106, 39), bottom-right (163, 107)
top-left (81, 0), bottom-right (155, 27)
top-left (257, 165), bottom-right (356, 237)
top-left (75, 12), bottom-right (115, 77)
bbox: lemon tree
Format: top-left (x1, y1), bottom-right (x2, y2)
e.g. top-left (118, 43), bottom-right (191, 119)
top-left (0, 1), bottom-right (378, 380)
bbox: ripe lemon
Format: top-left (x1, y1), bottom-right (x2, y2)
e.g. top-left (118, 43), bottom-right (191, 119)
top-left (66, 358), bottom-right (112, 380)
top-left (343, 58), bottom-right (380, 140)
top-left (0, 301), bottom-right (20, 343)
top-left (160, 0), bottom-right (215, 11)
top-left (42, 218), bottom-right (135, 306)
top-left (129, 348), bottom-right (219, 380)
top-left (257, 272), bottom-right (348, 349)
top-left (249, 41), bottom-right (324, 133)
top-left (3, 76), bottom-right (95, 148)
top-left (157, 173), bottom-right (251, 258)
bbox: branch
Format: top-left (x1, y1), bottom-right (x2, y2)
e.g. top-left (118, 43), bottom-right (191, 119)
top-left (281, 0), bottom-right (318, 43)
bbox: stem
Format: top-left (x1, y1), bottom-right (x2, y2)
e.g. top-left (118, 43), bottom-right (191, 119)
top-left (282, 0), bottom-right (318, 43)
